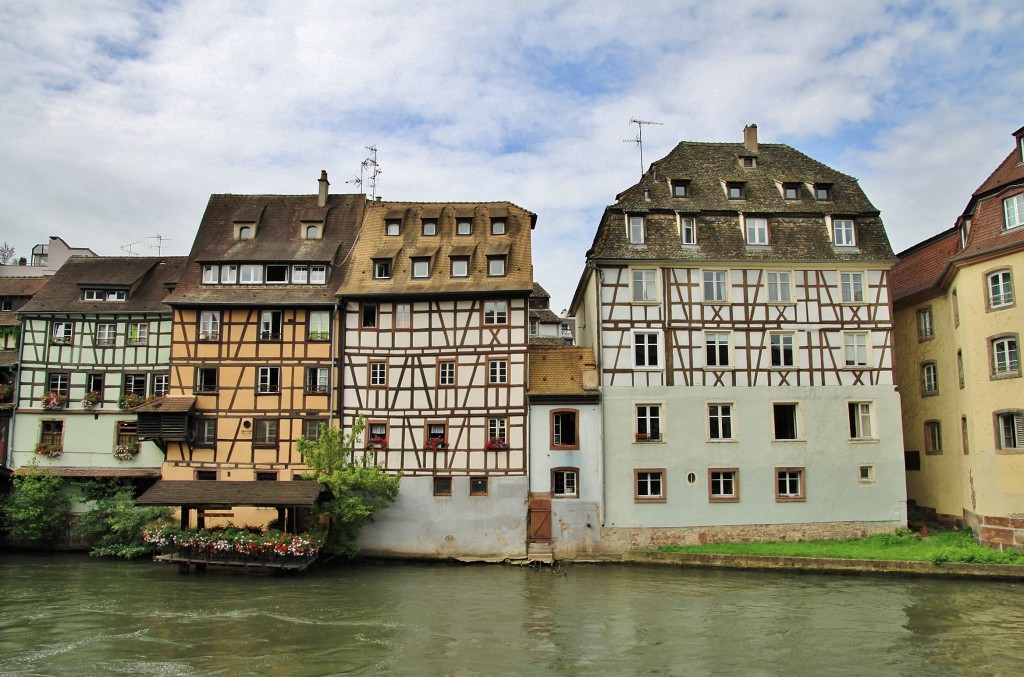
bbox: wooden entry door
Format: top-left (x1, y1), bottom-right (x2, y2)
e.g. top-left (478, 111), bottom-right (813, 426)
top-left (528, 493), bottom-right (552, 543)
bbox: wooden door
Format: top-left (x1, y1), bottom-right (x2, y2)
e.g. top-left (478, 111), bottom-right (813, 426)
top-left (528, 494), bottom-right (552, 543)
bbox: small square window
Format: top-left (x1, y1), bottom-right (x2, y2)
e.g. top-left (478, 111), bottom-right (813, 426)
top-left (815, 184), bottom-right (832, 201)
top-left (859, 465), bottom-right (875, 483)
top-left (310, 265), bottom-right (327, 284)
top-left (552, 468), bottom-right (579, 498)
top-left (483, 301), bottom-right (508, 325)
top-left (438, 361), bottom-right (456, 387)
top-left (422, 221), bottom-right (437, 236)
top-left (488, 256), bottom-right (507, 277)
top-left (374, 260), bottom-right (392, 279)
top-left (776, 468), bottom-right (805, 501)
top-left (469, 477), bottom-right (488, 496)
top-left (385, 220), bottom-right (401, 236)
top-left (671, 180), bottom-right (690, 197)
top-left (253, 418), bottom-right (279, 446)
top-left (491, 219), bottom-right (507, 235)
top-left (709, 469), bottom-right (739, 502)
top-left (783, 183), bottom-right (800, 200)
top-left (412, 259), bottom-right (430, 279)
top-left (433, 477), bottom-right (452, 496)
top-left (456, 220), bottom-right (472, 236)
top-left (635, 469), bottom-right (665, 502)
top-left (727, 182), bottom-right (745, 199)
top-left (304, 224), bottom-right (320, 239)
top-left (451, 257), bottom-right (469, 278)
top-left (292, 266), bottom-right (309, 284)
top-left (369, 361), bottom-right (387, 387)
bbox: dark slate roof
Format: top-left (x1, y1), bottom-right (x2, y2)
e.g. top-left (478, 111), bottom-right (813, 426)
top-left (340, 201), bottom-right (536, 298)
top-left (0, 277), bottom-right (49, 297)
top-left (165, 192), bottom-right (365, 306)
top-left (530, 308), bottom-right (561, 323)
top-left (18, 257), bottom-right (187, 314)
top-left (136, 480), bottom-right (323, 507)
top-left (531, 282), bottom-right (550, 299)
top-left (14, 467), bottom-right (161, 478)
top-left (587, 136), bottom-right (894, 264)
top-left (528, 345), bottom-right (599, 399)
top-left (133, 396), bottom-right (196, 414)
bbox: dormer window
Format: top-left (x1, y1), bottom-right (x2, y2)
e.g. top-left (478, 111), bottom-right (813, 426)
top-left (220, 265), bottom-right (237, 283)
top-left (239, 264), bottom-right (263, 283)
top-left (833, 218), bottom-right (856, 247)
top-left (202, 265), bottom-right (218, 284)
top-left (491, 219), bottom-right (507, 235)
top-left (740, 156), bottom-right (756, 168)
top-left (373, 260), bottom-right (392, 279)
top-left (304, 224), bottom-right (321, 239)
top-left (1005, 194), bottom-right (1024, 230)
top-left (422, 221), bottom-right (437, 236)
top-left (238, 225), bottom-right (253, 239)
top-left (745, 216), bottom-right (768, 245)
top-left (310, 265), bottom-right (327, 284)
top-left (385, 220), bottom-right (401, 236)
top-left (412, 258), bottom-right (430, 279)
top-left (265, 265), bottom-right (289, 284)
top-left (456, 220), bottom-right (472, 236)
top-left (671, 179), bottom-right (690, 197)
top-left (815, 184), bottom-right (832, 201)
top-left (83, 289), bottom-right (127, 301)
top-left (680, 216), bottom-right (697, 245)
top-left (628, 214), bottom-right (646, 245)
top-left (487, 256), bottom-right (507, 277)
top-left (726, 182), bottom-right (745, 200)
top-left (782, 183), bottom-right (801, 200)
top-left (451, 257), bottom-right (469, 278)
top-left (292, 266), bottom-right (308, 284)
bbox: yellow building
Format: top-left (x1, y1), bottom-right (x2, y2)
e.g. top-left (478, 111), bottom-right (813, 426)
top-left (892, 125), bottom-right (1024, 548)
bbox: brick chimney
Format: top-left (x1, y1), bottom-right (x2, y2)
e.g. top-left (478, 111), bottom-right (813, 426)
top-left (743, 124), bottom-right (758, 153)
top-left (318, 170), bottom-right (329, 207)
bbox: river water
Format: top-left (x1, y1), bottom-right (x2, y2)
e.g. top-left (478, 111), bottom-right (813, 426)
top-left (1, 553), bottom-right (1022, 676)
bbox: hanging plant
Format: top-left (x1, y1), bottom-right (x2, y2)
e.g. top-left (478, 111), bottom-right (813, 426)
top-left (82, 391), bottom-right (101, 407)
top-left (118, 393), bottom-right (146, 410)
top-left (485, 437), bottom-right (509, 450)
top-left (0, 382), bottom-right (11, 401)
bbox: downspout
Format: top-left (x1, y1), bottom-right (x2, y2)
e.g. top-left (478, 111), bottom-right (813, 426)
top-left (589, 263), bottom-right (608, 530)
top-left (333, 298), bottom-right (344, 429)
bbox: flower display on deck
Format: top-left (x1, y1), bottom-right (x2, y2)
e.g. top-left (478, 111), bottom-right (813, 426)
top-left (143, 526), bottom-right (326, 563)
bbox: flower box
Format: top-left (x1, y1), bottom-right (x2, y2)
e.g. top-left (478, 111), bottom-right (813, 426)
top-left (485, 438), bottom-right (509, 450)
top-left (34, 443), bottom-right (62, 458)
top-left (41, 391), bottom-right (68, 410)
top-left (81, 391), bottom-right (101, 407)
top-left (367, 436), bottom-right (388, 450)
top-left (0, 383), bottom-right (11, 401)
top-left (424, 438), bottom-right (448, 450)
top-left (113, 443), bottom-right (139, 461)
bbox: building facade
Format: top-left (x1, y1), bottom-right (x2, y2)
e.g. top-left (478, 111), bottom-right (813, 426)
top-left (571, 125), bottom-right (907, 551)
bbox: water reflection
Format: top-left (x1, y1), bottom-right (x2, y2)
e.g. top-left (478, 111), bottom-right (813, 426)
top-left (1, 554), bottom-right (1022, 676)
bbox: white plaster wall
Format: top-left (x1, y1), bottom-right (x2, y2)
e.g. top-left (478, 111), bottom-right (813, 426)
top-left (11, 411), bottom-right (164, 470)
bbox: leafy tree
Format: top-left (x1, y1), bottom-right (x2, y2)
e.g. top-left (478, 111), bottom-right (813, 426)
top-left (72, 479), bottom-right (172, 558)
top-left (2, 463), bottom-right (70, 547)
top-left (297, 418), bottom-right (400, 557)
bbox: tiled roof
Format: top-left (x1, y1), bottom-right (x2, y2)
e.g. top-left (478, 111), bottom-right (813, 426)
top-left (528, 345), bottom-right (599, 399)
top-left (531, 282), bottom-right (550, 299)
top-left (0, 277), bottom-right (49, 297)
top-left (14, 467), bottom-right (161, 478)
top-left (890, 229), bottom-right (959, 303)
top-left (973, 146), bottom-right (1024, 196)
top-left (166, 192), bottom-right (365, 306)
top-left (341, 201), bottom-right (536, 298)
top-left (136, 480), bottom-right (323, 507)
top-left (18, 257), bottom-right (187, 314)
top-left (588, 138), bottom-right (894, 264)
top-left (133, 396), bottom-right (196, 414)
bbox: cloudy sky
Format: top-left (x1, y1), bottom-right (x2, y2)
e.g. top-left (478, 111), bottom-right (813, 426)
top-left (2, 0), bottom-right (1022, 308)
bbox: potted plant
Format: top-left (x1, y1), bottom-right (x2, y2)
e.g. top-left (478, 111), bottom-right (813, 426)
top-left (81, 391), bottom-right (101, 407)
top-left (367, 436), bottom-right (388, 450)
top-left (0, 383), bottom-right (11, 401)
top-left (112, 442), bottom-right (139, 461)
top-left (118, 393), bottom-right (146, 410)
top-left (34, 442), bottom-right (62, 458)
top-left (635, 432), bottom-right (649, 441)
top-left (485, 437), bottom-right (509, 450)
top-left (41, 391), bottom-right (68, 410)
top-left (424, 437), bottom-right (448, 450)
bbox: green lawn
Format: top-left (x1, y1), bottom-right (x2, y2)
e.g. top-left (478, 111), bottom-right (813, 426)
top-left (656, 529), bottom-right (1024, 565)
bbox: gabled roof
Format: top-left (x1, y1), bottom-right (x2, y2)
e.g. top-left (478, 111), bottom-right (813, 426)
top-left (528, 345), bottom-right (599, 400)
top-left (890, 228), bottom-right (959, 304)
top-left (18, 257), bottom-right (187, 314)
top-left (0, 277), bottom-right (49, 297)
top-left (340, 201), bottom-right (536, 298)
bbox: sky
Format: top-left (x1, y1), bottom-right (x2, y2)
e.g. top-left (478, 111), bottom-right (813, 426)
top-left (2, 0), bottom-right (1022, 310)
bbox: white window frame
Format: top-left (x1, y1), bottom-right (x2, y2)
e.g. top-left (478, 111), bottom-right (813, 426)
top-left (922, 362), bottom-right (938, 395)
top-left (199, 310), bottom-right (220, 341)
top-left (451, 258), bottom-right (469, 278)
top-left (705, 331), bottom-right (731, 369)
top-left (840, 271), bottom-right (865, 303)
top-left (633, 330), bottom-right (661, 369)
top-left (635, 404), bottom-right (662, 442)
top-left (1004, 193), bottom-right (1024, 230)
top-left (992, 336), bottom-right (1020, 375)
top-left (997, 411), bottom-right (1024, 450)
top-left (770, 332), bottom-right (795, 368)
top-left (628, 215), bottom-right (645, 245)
top-left (709, 469), bottom-right (738, 501)
top-left (412, 259), bottom-right (430, 279)
top-left (484, 300), bottom-right (508, 325)
top-left (776, 468), bottom-right (805, 500)
top-left (373, 260), bottom-right (392, 280)
top-left (987, 270), bottom-right (1014, 309)
top-left (488, 359), bottom-right (508, 384)
top-left (51, 321), bottom-right (73, 344)
top-left (95, 322), bottom-right (117, 346)
top-left (202, 265), bottom-right (219, 284)
top-left (766, 271), bottom-right (792, 303)
top-left (745, 216), bottom-right (768, 245)
top-left (917, 307), bottom-right (933, 340)
top-left (487, 256), bottom-right (507, 277)
top-left (220, 265), bottom-right (237, 284)
top-left (487, 417), bottom-right (507, 442)
top-left (394, 303), bottom-right (412, 329)
top-left (456, 220), bottom-right (472, 236)
top-left (848, 401), bottom-right (875, 440)
top-left (292, 266), bottom-right (309, 284)
top-left (772, 402), bottom-right (801, 441)
top-left (707, 403), bottom-right (734, 441)
top-left (635, 470), bottom-right (664, 501)
top-left (310, 265), bottom-right (327, 284)
top-left (844, 332), bottom-right (870, 368)
top-left (438, 361), bottom-right (456, 387)
top-left (369, 362), bottom-right (387, 387)
top-left (128, 322), bottom-right (148, 346)
top-left (680, 216), bottom-right (696, 245)
top-left (256, 366), bottom-right (280, 394)
top-left (632, 269), bottom-right (657, 303)
top-left (833, 218), bottom-right (856, 246)
top-left (703, 270), bottom-right (728, 303)
top-left (240, 264), bottom-right (263, 284)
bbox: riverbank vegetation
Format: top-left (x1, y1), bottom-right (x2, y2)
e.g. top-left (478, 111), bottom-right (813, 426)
top-left (1, 463), bottom-right (69, 547)
top-left (658, 529), bottom-right (1024, 565)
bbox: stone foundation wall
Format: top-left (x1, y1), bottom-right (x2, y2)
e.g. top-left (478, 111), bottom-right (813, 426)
top-left (964, 509), bottom-right (1024, 551)
top-left (600, 521), bottom-right (901, 555)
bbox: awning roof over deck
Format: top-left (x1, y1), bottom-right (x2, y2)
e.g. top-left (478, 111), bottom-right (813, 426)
top-left (13, 467), bottom-right (162, 478)
top-left (136, 480), bottom-right (323, 508)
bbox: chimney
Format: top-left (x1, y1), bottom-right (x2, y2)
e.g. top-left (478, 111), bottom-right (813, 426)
top-left (318, 170), bottom-right (329, 207)
top-left (743, 124), bottom-right (758, 153)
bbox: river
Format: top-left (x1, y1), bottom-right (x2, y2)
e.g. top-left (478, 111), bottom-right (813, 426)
top-left (1, 553), bottom-right (1022, 676)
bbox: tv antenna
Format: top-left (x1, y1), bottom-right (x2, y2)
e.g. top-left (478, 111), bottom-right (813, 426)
top-left (348, 145), bottom-right (382, 200)
top-left (148, 233), bottom-right (170, 256)
top-left (624, 118), bottom-right (663, 177)
top-left (121, 240), bottom-right (142, 256)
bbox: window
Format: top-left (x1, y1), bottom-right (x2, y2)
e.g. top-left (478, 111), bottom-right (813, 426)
top-left (1004, 193), bottom-right (1024, 230)
top-left (116, 420), bottom-right (139, 449)
top-left (369, 361), bottom-right (387, 387)
top-left (997, 412), bottom-right (1024, 450)
top-left (199, 311), bottom-right (220, 341)
top-left (635, 469), bottom-right (665, 502)
top-left (95, 322), bottom-right (117, 347)
top-left (303, 419), bottom-right (324, 441)
top-left (195, 368), bottom-right (218, 393)
top-left (237, 225), bottom-right (254, 240)
top-left (310, 265), bottom-right (327, 284)
top-left (905, 450), bottom-right (921, 471)
top-left (51, 321), bottom-right (73, 344)
top-left (456, 220), bottom-right (472, 236)
top-left (127, 322), bottom-right (148, 346)
top-left (957, 350), bottom-right (965, 389)
top-left (705, 332), bottom-right (731, 368)
top-left (491, 219), bottom-right (507, 235)
top-left (703, 270), bottom-right (727, 302)
top-left (633, 331), bottom-right (660, 368)
top-left (773, 403), bottom-right (799, 440)
top-left (487, 417), bottom-right (507, 443)
top-left (40, 420), bottom-right (64, 451)
top-left (783, 183), bottom-right (800, 200)
top-left (256, 471), bottom-right (278, 481)
top-left (552, 468), bottom-right (579, 498)
top-left (987, 270), bottom-right (1014, 309)
top-left (848, 402), bottom-right (874, 439)
top-left (412, 258), bottom-right (430, 278)
top-left (991, 336), bottom-right (1020, 376)
top-left (257, 367), bottom-right (280, 394)
top-left (917, 308), bottom-right (934, 340)
top-left (632, 269), bottom-right (657, 302)
top-left (745, 217), bottom-right (768, 245)
top-left (767, 271), bottom-right (792, 303)
top-left (844, 332), bottom-right (869, 367)
top-left (152, 373), bottom-right (169, 397)
top-left (47, 372), bottom-right (69, 397)
top-left (385, 219), bottom-right (401, 236)
top-left (0, 300), bottom-right (11, 312)
top-left (709, 469), bottom-right (738, 502)
top-left (451, 257), bottom-right (469, 278)
top-left (530, 318), bottom-right (538, 336)
top-left (922, 362), bottom-right (938, 395)
top-left (708, 403), bottom-right (733, 441)
top-left (202, 265), bottom-right (218, 284)
top-left (680, 216), bottom-right (696, 245)
top-left (487, 256), bottom-right (507, 277)
top-left (259, 310), bottom-right (282, 341)
top-left (952, 289), bottom-right (959, 326)
top-left (308, 310), bottom-right (330, 341)
top-left (87, 373), bottom-right (104, 396)
top-left (123, 373), bottom-right (146, 396)
top-left (671, 179), bottom-right (689, 197)
top-left (841, 271), bottom-right (864, 302)
top-left (488, 359), bottom-right (508, 384)
top-left (305, 224), bottom-right (320, 239)
top-left (833, 219), bottom-right (856, 246)
top-left (962, 416), bottom-right (970, 454)
top-left (292, 266), bottom-right (309, 284)
top-left (218, 265), bottom-right (237, 283)
top-left (815, 184), bottom-right (832, 201)
top-left (253, 418), bottom-right (279, 447)
top-left (366, 421), bottom-right (387, 448)
top-left (193, 418), bottom-right (216, 447)
top-left (859, 465), bottom-right (875, 483)
top-left (484, 301), bottom-right (508, 325)
top-left (426, 423), bottom-right (447, 447)
top-left (740, 157), bottom-right (756, 168)
top-left (433, 477), bottom-right (452, 496)
top-left (628, 403), bottom-right (661, 445)
top-left (726, 182), bottom-right (744, 199)
top-left (438, 361), bottom-right (455, 387)
top-left (394, 303), bottom-right (411, 329)
top-left (195, 470), bottom-right (217, 481)
top-left (82, 289), bottom-right (127, 301)
top-left (552, 410), bottom-right (579, 449)
top-left (361, 303), bottom-right (378, 329)
top-left (373, 260), bottom-right (392, 279)
top-left (776, 468), bottom-right (805, 501)
top-left (422, 220), bottom-right (437, 236)
top-left (469, 477), bottom-right (488, 496)
top-left (770, 332), bottom-right (795, 367)
top-left (925, 420), bottom-right (942, 454)
top-left (628, 215), bottom-right (645, 245)
top-left (265, 265), bottom-right (288, 283)
top-left (240, 264), bottom-right (263, 283)
top-left (306, 367), bottom-right (329, 393)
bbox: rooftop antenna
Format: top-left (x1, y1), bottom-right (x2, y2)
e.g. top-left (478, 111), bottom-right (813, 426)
top-left (148, 233), bottom-right (170, 256)
top-left (349, 145), bottom-right (382, 200)
top-left (624, 118), bottom-right (663, 177)
top-left (121, 240), bottom-right (142, 256)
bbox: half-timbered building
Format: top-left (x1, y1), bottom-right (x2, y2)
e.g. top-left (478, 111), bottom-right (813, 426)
top-left (10, 257), bottom-right (185, 486)
top-left (1, 276), bottom-right (49, 472)
top-left (571, 125), bottom-right (907, 551)
top-left (341, 200), bottom-right (535, 559)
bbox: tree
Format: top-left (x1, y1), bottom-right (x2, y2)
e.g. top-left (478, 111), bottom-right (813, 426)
top-left (0, 242), bottom-right (14, 265)
top-left (2, 463), bottom-right (70, 547)
top-left (297, 418), bottom-right (401, 557)
top-left (72, 479), bottom-right (172, 558)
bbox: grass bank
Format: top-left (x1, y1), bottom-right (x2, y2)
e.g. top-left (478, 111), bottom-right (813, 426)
top-left (657, 529), bottom-right (1024, 565)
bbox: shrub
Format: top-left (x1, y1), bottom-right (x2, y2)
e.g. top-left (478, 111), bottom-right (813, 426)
top-left (2, 464), bottom-right (70, 547)
top-left (72, 479), bottom-right (172, 558)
